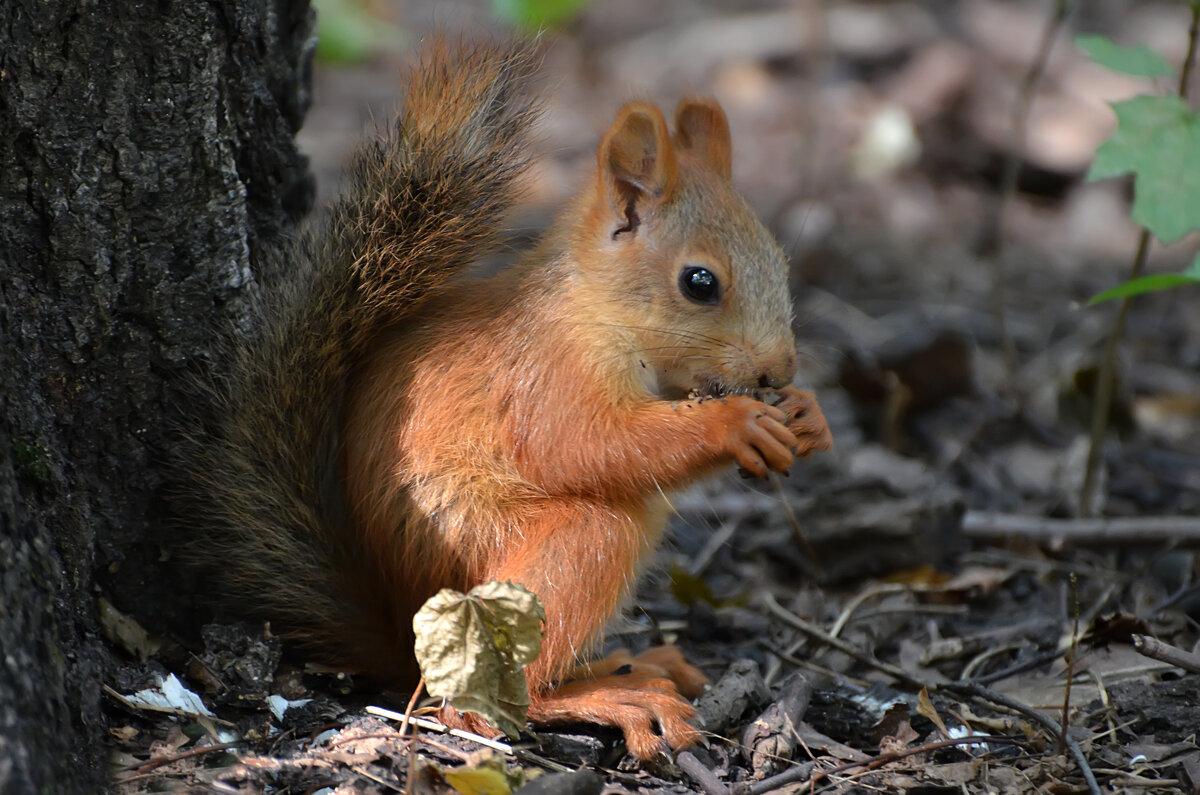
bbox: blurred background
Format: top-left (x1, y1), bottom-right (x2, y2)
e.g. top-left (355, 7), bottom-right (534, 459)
top-left (299, 0), bottom-right (1200, 519)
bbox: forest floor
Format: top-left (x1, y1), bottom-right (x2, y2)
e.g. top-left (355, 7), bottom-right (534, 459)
top-left (104, 1), bottom-right (1200, 792)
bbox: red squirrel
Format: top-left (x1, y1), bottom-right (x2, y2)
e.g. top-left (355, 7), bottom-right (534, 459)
top-left (187, 40), bottom-right (832, 760)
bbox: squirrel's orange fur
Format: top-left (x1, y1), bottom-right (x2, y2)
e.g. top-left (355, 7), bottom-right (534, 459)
top-left (187, 39), bottom-right (831, 761)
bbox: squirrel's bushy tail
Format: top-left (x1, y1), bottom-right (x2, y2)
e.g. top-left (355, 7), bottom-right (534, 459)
top-left (183, 40), bottom-right (540, 666)
top-left (331, 39), bottom-right (541, 328)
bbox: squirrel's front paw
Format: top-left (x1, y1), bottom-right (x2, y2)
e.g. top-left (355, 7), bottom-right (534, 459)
top-left (775, 386), bottom-right (833, 456)
top-left (720, 396), bottom-right (797, 478)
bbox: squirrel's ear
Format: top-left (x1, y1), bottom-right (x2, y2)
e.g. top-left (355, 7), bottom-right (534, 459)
top-left (598, 102), bottom-right (677, 235)
top-left (673, 98), bottom-right (732, 180)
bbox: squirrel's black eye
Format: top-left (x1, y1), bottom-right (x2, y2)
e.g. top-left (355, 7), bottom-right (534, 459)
top-left (679, 266), bottom-right (720, 305)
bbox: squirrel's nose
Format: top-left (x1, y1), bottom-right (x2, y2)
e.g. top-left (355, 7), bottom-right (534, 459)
top-left (758, 372), bottom-right (789, 390)
top-left (757, 347), bottom-right (796, 390)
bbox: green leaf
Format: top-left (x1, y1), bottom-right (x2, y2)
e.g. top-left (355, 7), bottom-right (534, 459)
top-left (1075, 34), bottom-right (1173, 77)
top-left (1088, 254), bottom-right (1200, 305)
top-left (492, 0), bottom-right (590, 31)
top-left (442, 754), bottom-right (535, 795)
top-left (668, 564), bottom-right (745, 608)
top-left (1088, 94), bottom-right (1200, 245)
top-left (312, 0), bottom-right (405, 63)
top-left (413, 581), bottom-right (545, 739)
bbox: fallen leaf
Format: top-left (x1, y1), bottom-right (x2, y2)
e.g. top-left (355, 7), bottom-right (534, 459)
top-left (98, 597), bottom-right (160, 661)
top-left (442, 752), bottom-right (536, 795)
top-left (917, 687), bottom-right (950, 738)
top-left (413, 581), bottom-right (545, 739)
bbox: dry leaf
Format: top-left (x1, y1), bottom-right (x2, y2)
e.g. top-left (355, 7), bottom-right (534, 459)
top-left (925, 566), bottom-right (1011, 605)
top-left (442, 753), bottom-right (533, 795)
top-left (917, 687), bottom-right (950, 738)
top-left (413, 581), bottom-right (545, 739)
top-left (98, 596), bottom-right (160, 660)
top-left (879, 719), bottom-right (919, 756)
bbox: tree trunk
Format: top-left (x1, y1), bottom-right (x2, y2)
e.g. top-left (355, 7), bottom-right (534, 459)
top-left (0, 1), bottom-right (313, 789)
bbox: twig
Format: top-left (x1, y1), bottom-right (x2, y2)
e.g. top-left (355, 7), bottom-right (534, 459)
top-left (762, 593), bottom-right (927, 689)
top-left (1060, 573), bottom-right (1080, 755)
top-left (677, 750), bottom-right (730, 795)
top-left (1096, 773), bottom-right (1182, 788)
top-left (1131, 634), bottom-right (1200, 674)
top-left (742, 673), bottom-right (813, 778)
top-left (1079, 230), bottom-right (1151, 516)
top-left (1081, 2), bottom-right (1200, 515)
top-left (353, 764), bottom-right (405, 792)
top-left (940, 682), bottom-right (1101, 795)
top-left (403, 679), bottom-right (424, 795)
top-left (762, 593), bottom-right (1100, 792)
top-left (367, 706), bottom-right (512, 752)
top-left (736, 762), bottom-right (815, 795)
top-left (734, 734), bottom-right (1025, 795)
top-left (961, 643), bottom-right (1023, 681)
top-left (365, 705), bottom-right (572, 773)
top-left (969, 646), bottom-right (1065, 686)
top-left (981, 0), bottom-right (1073, 381)
top-left (758, 638), bottom-right (870, 688)
top-left (827, 584), bottom-right (912, 640)
top-left (962, 511), bottom-right (1200, 542)
top-left (769, 471), bottom-right (819, 574)
top-left (1145, 581), bottom-right (1200, 616)
top-left (689, 517), bottom-right (740, 576)
top-left (115, 740), bottom-right (245, 783)
top-left (400, 676), bottom-right (424, 738)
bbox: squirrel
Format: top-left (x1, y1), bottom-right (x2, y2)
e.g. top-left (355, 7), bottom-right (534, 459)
top-left (186, 39), bottom-right (832, 760)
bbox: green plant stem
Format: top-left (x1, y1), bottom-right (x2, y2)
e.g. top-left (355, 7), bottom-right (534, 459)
top-left (1079, 231), bottom-right (1150, 514)
top-left (1079, 3), bottom-right (1200, 516)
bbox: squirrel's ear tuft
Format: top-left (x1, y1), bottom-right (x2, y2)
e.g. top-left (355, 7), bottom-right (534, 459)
top-left (598, 102), bottom-right (677, 236)
top-left (673, 98), bottom-right (731, 180)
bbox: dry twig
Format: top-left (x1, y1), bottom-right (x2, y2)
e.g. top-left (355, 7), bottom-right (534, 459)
top-left (962, 512), bottom-right (1200, 542)
top-left (1131, 634), bottom-right (1200, 675)
top-left (365, 705), bottom-right (572, 773)
top-left (762, 592), bottom-right (926, 689)
top-left (940, 682), bottom-right (1101, 795)
top-left (734, 734), bottom-right (1026, 795)
top-left (677, 750), bottom-right (729, 795)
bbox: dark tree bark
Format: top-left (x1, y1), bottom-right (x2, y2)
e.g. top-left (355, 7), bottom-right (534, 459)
top-left (0, 1), bottom-right (314, 789)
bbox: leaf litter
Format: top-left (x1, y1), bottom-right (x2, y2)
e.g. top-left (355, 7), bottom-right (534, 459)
top-left (105, 0), bottom-right (1200, 792)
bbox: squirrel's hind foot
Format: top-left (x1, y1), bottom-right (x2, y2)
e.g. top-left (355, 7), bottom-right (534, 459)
top-left (529, 670), bottom-right (703, 760)
top-left (566, 644), bottom-right (710, 699)
top-left (434, 645), bottom-right (707, 761)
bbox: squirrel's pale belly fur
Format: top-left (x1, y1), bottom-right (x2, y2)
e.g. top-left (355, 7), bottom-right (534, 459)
top-left (342, 272), bottom-right (674, 688)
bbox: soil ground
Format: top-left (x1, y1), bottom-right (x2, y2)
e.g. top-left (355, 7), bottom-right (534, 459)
top-left (105, 1), bottom-right (1200, 792)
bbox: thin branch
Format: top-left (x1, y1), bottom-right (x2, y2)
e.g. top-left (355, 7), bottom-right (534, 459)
top-left (1081, 3), bottom-right (1200, 515)
top-left (762, 593), bottom-right (927, 689)
top-left (940, 682), bottom-right (1101, 795)
top-left (1131, 633), bottom-right (1200, 674)
top-left (761, 596), bottom-right (1101, 792)
top-left (1060, 573), bottom-right (1080, 755)
top-left (400, 676), bottom-right (424, 738)
top-left (734, 734), bottom-right (1029, 795)
top-left (677, 750), bottom-right (730, 795)
top-left (364, 705), bottom-right (573, 773)
top-left (962, 511), bottom-right (1200, 542)
top-left (115, 740), bottom-right (245, 783)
